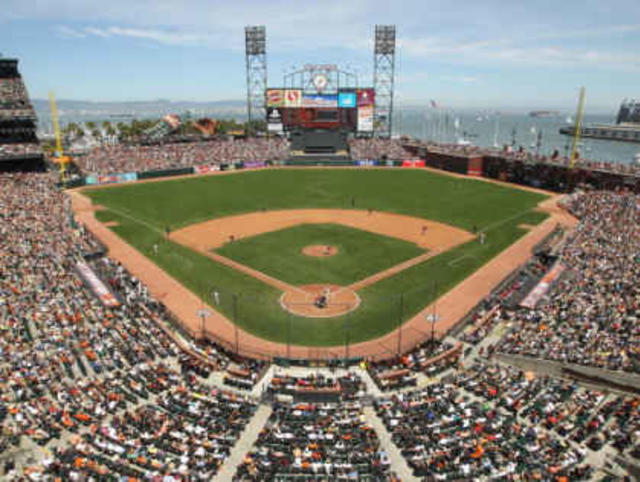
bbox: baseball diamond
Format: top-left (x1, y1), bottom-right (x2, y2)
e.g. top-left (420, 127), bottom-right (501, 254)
top-left (75, 167), bottom-right (556, 354)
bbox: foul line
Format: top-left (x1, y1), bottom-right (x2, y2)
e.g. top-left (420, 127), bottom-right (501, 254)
top-left (98, 204), bottom-right (165, 236)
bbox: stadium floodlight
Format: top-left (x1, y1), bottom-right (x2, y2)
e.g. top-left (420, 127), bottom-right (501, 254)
top-left (245, 26), bottom-right (267, 136)
top-left (245, 26), bottom-right (266, 55)
top-left (374, 25), bottom-right (396, 138)
top-left (374, 25), bottom-right (396, 55)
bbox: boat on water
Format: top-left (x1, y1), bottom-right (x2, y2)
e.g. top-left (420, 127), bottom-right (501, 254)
top-left (560, 123), bottom-right (640, 143)
top-left (560, 98), bottom-right (640, 143)
top-left (529, 110), bottom-right (560, 118)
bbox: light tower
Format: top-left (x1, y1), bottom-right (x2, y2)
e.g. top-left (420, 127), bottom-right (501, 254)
top-left (373, 25), bottom-right (396, 138)
top-left (245, 26), bottom-right (267, 136)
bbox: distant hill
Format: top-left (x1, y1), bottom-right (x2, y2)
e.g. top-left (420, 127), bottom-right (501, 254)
top-left (33, 98), bottom-right (248, 124)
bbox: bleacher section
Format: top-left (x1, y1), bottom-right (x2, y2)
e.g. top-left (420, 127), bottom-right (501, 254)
top-left (0, 58), bottom-right (44, 171)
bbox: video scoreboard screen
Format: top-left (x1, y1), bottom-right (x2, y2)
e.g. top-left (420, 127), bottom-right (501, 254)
top-left (266, 88), bottom-right (375, 133)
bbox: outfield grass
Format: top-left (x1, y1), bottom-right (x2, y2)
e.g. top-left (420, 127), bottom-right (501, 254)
top-left (87, 168), bottom-right (549, 346)
top-left (216, 223), bottom-right (425, 286)
top-left (87, 169), bottom-right (546, 232)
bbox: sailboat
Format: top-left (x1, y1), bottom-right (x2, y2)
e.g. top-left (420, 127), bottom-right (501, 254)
top-left (634, 153), bottom-right (640, 165)
top-left (529, 127), bottom-right (537, 149)
top-left (454, 117), bottom-right (471, 145)
top-left (566, 115), bottom-right (573, 124)
top-left (492, 115), bottom-right (500, 148)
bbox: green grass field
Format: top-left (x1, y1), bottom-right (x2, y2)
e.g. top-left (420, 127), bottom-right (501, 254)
top-left (216, 223), bottom-right (425, 286)
top-left (87, 168), bottom-right (549, 346)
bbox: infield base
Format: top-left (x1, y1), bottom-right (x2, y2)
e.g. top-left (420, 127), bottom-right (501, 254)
top-left (280, 284), bottom-right (360, 318)
top-left (301, 244), bottom-right (339, 257)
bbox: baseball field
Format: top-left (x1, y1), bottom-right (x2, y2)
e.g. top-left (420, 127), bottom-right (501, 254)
top-left (85, 168), bottom-right (549, 347)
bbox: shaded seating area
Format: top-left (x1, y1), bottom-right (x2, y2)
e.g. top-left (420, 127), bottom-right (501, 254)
top-left (367, 341), bottom-right (461, 391)
top-left (269, 373), bottom-right (366, 402)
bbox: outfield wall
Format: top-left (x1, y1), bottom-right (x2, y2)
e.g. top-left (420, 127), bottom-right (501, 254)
top-left (68, 157), bottom-right (428, 187)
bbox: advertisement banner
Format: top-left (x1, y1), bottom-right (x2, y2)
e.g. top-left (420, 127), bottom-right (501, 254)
top-left (266, 89), bottom-right (284, 107)
top-left (244, 161), bottom-right (266, 169)
top-left (267, 107), bottom-right (284, 133)
top-left (85, 172), bottom-right (137, 185)
top-left (357, 160), bottom-right (378, 166)
top-left (302, 94), bottom-right (338, 108)
top-left (357, 88), bottom-right (375, 106)
top-left (520, 262), bottom-right (565, 309)
top-left (284, 89), bottom-right (302, 107)
top-left (402, 159), bottom-right (426, 167)
top-left (357, 105), bottom-right (373, 132)
top-left (338, 92), bottom-right (357, 108)
top-left (193, 164), bottom-right (221, 175)
top-left (76, 261), bottom-right (120, 308)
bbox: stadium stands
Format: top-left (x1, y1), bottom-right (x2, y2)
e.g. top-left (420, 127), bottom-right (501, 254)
top-left (0, 172), bottom-right (264, 478)
top-left (349, 138), bottom-right (414, 161)
top-left (374, 361), bottom-right (637, 480)
top-left (2, 134), bottom-right (640, 479)
top-left (76, 138), bottom-right (290, 175)
top-left (234, 401), bottom-right (396, 481)
top-left (0, 58), bottom-right (43, 170)
top-left (366, 341), bottom-right (460, 391)
top-left (497, 191), bottom-right (640, 373)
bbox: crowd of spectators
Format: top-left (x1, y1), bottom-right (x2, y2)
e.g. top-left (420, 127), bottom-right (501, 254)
top-left (39, 383), bottom-right (257, 480)
top-left (423, 141), bottom-right (640, 177)
top-left (367, 341), bottom-right (460, 391)
top-left (0, 75), bottom-right (41, 161)
top-left (0, 172), bottom-right (263, 478)
top-left (0, 77), bottom-right (35, 118)
top-left (234, 401), bottom-right (397, 481)
top-left (269, 372), bottom-right (366, 401)
top-left (76, 138), bottom-right (291, 175)
top-left (376, 360), bottom-right (639, 479)
top-left (349, 138), bottom-right (415, 161)
top-left (2, 165), bottom-right (640, 479)
top-left (498, 190), bottom-right (640, 373)
top-left (89, 255), bottom-right (268, 386)
top-left (459, 245), bottom-right (562, 347)
top-left (0, 142), bottom-right (43, 160)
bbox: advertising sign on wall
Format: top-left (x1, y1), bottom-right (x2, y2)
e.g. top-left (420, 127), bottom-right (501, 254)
top-left (338, 92), bottom-right (357, 108)
top-left (267, 107), bottom-right (284, 133)
top-left (284, 89), bottom-right (302, 107)
top-left (76, 261), bottom-right (120, 308)
top-left (266, 89), bottom-right (284, 107)
top-left (357, 105), bottom-right (374, 132)
top-left (193, 164), bottom-right (221, 175)
top-left (302, 94), bottom-right (338, 108)
top-left (85, 172), bottom-right (138, 185)
top-left (357, 88), bottom-right (375, 107)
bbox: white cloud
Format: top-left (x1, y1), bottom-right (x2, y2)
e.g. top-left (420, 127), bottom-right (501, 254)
top-left (400, 34), bottom-right (640, 71)
top-left (54, 25), bottom-right (86, 39)
top-left (83, 26), bottom-right (210, 46)
top-left (84, 27), bottom-right (111, 38)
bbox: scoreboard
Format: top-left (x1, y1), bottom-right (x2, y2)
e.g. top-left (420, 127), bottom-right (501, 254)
top-left (266, 88), bottom-right (375, 133)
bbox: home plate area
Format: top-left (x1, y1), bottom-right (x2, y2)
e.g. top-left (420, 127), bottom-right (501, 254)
top-left (280, 284), bottom-right (360, 318)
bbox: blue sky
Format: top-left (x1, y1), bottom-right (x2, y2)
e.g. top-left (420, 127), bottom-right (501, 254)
top-left (2, 0), bottom-right (639, 112)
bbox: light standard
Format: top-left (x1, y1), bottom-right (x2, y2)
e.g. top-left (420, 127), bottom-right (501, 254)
top-left (426, 313), bottom-right (440, 346)
top-left (196, 308), bottom-right (211, 340)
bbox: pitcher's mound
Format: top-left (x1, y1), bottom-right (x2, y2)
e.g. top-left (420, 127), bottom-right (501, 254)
top-left (302, 245), bottom-right (339, 257)
top-left (280, 284), bottom-right (360, 318)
